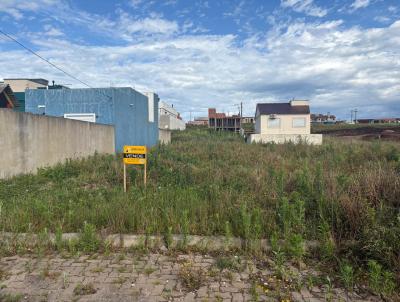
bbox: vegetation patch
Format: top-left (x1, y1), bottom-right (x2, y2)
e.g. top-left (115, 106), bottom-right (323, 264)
top-left (178, 261), bottom-right (206, 292)
top-left (0, 127), bottom-right (399, 296)
top-left (73, 283), bottom-right (97, 296)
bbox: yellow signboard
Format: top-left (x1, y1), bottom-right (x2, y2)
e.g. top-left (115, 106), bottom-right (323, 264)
top-left (123, 145), bottom-right (147, 165)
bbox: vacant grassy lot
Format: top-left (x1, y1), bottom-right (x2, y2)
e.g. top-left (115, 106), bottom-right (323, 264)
top-left (0, 128), bottom-right (399, 290)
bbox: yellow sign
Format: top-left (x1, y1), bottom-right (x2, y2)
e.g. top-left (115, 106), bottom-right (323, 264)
top-left (123, 145), bottom-right (147, 165)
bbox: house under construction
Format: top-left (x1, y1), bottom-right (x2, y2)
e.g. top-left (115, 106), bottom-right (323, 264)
top-left (208, 108), bottom-right (241, 132)
top-left (208, 108), bottom-right (256, 132)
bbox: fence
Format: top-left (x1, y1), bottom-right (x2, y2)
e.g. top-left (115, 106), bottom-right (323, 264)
top-left (0, 109), bottom-right (115, 179)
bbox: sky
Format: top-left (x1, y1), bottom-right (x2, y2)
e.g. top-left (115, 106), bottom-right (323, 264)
top-left (0, 0), bottom-right (399, 121)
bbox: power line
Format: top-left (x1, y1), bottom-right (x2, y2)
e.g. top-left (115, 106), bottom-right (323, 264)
top-left (0, 28), bottom-right (96, 89)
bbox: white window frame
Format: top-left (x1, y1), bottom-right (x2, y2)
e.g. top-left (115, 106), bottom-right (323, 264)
top-left (64, 113), bottom-right (96, 123)
top-left (292, 117), bottom-right (306, 128)
top-left (267, 118), bottom-right (281, 128)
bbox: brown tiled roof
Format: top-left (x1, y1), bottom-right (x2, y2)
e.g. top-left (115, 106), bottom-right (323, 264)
top-left (257, 103), bottom-right (309, 115)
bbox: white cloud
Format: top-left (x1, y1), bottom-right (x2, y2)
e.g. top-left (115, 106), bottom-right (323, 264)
top-left (350, 0), bottom-right (370, 11)
top-left (0, 0), bottom-right (58, 19)
top-left (118, 13), bottom-right (178, 36)
top-left (281, 0), bottom-right (328, 17)
top-left (1, 1), bottom-right (399, 120)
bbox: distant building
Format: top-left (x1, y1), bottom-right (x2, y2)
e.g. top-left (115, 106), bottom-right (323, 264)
top-left (311, 113), bottom-right (336, 124)
top-left (208, 108), bottom-right (241, 132)
top-left (357, 118), bottom-right (399, 124)
top-left (0, 84), bottom-right (18, 109)
top-left (4, 78), bottom-right (49, 112)
top-left (158, 101), bottom-right (185, 131)
top-left (187, 116), bottom-right (208, 126)
top-left (25, 87), bottom-right (159, 151)
top-left (249, 100), bottom-right (322, 144)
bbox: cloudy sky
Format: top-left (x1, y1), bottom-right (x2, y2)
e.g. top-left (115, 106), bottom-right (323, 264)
top-left (0, 0), bottom-right (399, 120)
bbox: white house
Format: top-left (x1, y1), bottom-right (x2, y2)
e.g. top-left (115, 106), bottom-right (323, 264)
top-left (250, 100), bottom-right (322, 144)
top-left (158, 101), bottom-right (186, 131)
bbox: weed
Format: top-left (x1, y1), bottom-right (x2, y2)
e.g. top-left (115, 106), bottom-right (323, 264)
top-left (215, 256), bottom-right (242, 272)
top-left (55, 226), bottom-right (64, 251)
top-left (144, 267), bottom-right (156, 276)
top-left (0, 268), bottom-right (10, 281)
top-left (339, 262), bottom-right (354, 291)
top-left (382, 271), bottom-right (396, 296)
top-left (286, 233), bottom-right (305, 265)
top-left (79, 222), bottom-right (100, 253)
top-left (367, 260), bottom-right (382, 294)
top-left (367, 260), bottom-right (396, 296)
top-left (62, 272), bottom-right (68, 289)
top-left (0, 293), bottom-right (23, 302)
top-left (73, 283), bottom-right (97, 295)
top-left (224, 221), bottom-right (233, 250)
top-left (0, 127), bottom-right (399, 284)
top-left (164, 226), bottom-right (173, 249)
top-left (178, 261), bottom-right (205, 292)
top-left (181, 210), bottom-right (189, 247)
top-left (90, 266), bottom-right (104, 273)
top-left (318, 222), bottom-right (335, 261)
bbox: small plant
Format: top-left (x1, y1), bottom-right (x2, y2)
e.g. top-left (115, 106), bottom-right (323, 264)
top-left (144, 267), bottom-right (156, 276)
top-left (382, 270), bottom-right (396, 296)
top-left (215, 256), bottom-right (242, 271)
top-left (55, 226), bottom-right (64, 251)
top-left (62, 272), bottom-right (68, 289)
top-left (318, 222), bottom-right (335, 261)
top-left (224, 221), bottom-right (233, 250)
top-left (286, 233), bottom-right (305, 265)
top-left (339, 262), bottom-right (354, 291)
top-left (73, 283), bottom-right (97, 295)
top-left (324, 276), bottom-right (334, 302)
top-left (178, 261), bottom-right (205, 292)
top-left (164, 226), bottom-right (173, 249)
top-left (181, 210), bottom-right (190, 247)
top-left (0, 268), bottom-right (10, 281)
top-left (367, 260), bottom-right (382, 294)
top-left (79, 222), bottom-right (100, 253)
top-left (36, 228), bottom-right (51, 256)
top-left (0, 293), bottom-right (23, 302)
top-left (240, 204), bottom-right (252, 249)
top-left (249, 282), bottom-right (260, 302)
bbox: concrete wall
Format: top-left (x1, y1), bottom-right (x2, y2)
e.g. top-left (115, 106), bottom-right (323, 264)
top-left (0, 109), bottom-right (115, 179)
top-left (26, 87), bottom-right (159, 152)
top-left (256, 114), bottom-right (311, 135)
top-left (4, 79), bottom-right (47, 92)
top-left (159, 101), bottom-right (185, 130)
top-left (159, 115), bottom-right (186, 131)
top-left (159, 129), bottom-right (171, 144)
top-left (249, 134), bottom-right (322, 145)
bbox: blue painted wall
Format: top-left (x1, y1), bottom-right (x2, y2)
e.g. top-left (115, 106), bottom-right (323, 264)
top-left (25, 87), bottom-right (159, 151)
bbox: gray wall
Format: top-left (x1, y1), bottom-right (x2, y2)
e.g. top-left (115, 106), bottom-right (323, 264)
top-left (0, 109), bottom-right (115, 179)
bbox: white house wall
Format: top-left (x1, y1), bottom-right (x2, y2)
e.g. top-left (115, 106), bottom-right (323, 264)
top-left (257, 114), bottom-right (310, 135)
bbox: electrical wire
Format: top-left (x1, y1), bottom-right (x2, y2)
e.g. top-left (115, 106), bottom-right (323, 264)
top-left (0, 28), bottom-right (111, 99)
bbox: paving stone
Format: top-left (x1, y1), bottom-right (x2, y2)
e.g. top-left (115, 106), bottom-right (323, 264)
top-left (0, 252), bottom-right (384, 302)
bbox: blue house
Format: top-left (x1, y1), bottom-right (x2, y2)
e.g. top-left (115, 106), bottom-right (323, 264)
top-left (25, 87), bottom-right (159, 151)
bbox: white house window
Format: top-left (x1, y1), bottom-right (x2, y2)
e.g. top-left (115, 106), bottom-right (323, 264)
top-left (268, 118), bottom-right (280, 128)
top-left (293, 117), bottom-right (306, 128)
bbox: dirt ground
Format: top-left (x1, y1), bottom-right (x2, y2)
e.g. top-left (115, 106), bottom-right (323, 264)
top-left (0, 252), bottom-right (383, 302)
top-left (314, 126), bottom-right (400, 141)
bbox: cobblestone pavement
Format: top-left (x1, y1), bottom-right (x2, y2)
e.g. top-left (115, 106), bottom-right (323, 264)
top-left (0, 253), bottom-right (382, 302)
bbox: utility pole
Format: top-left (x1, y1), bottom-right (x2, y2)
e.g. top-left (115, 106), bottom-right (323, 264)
top-left (350, 110), bottom-right (354, 123)
top-left (354, 108), bottom-right (358, 124)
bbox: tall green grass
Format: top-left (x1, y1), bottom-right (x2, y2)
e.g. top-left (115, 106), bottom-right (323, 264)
top-left (0, 128), bottom-right (399, 273)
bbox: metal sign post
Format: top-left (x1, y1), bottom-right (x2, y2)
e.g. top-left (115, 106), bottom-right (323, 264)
top-left (123, 145), bottom-right (147, 192)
